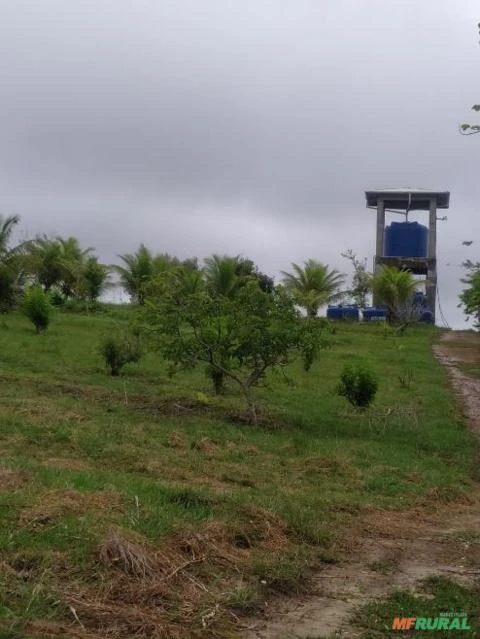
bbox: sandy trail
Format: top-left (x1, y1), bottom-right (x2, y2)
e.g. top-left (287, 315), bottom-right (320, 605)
top-left (243, 330), bottom-right (480, 639)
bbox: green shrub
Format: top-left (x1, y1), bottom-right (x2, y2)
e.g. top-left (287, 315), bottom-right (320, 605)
top-left (337, 363), bottom-right (378, 408)
top-left (22, 286), bottom-right (52, 333)
top-left (100, 330), bottom-right (142, 376)
top-left (0, 264), bottom-right (16, 316)
top-left (49, 289), bottom-right (65, 307)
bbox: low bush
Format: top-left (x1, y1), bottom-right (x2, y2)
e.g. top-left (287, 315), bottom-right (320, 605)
top-left (337, 363), bottom-right (378, 408)
top-left (100, 329), bottom-right (142, 376)
top-left (22, 286), bottom-right (52, 333)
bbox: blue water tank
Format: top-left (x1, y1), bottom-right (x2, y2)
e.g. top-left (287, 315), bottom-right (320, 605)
top-left (413, 290), bottom-right (428, 308)
top-left (384, 222), bottom-right (428, 258)
top-left (419, 310), bottom-right (434, 323)
top-left (362, 307), bottom-right (387, 321)
top-left (327, 305), bottom-right (359, 321)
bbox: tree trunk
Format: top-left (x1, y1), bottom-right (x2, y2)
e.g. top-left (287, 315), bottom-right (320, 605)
top-left (243, 388), bottom-right (257, 424)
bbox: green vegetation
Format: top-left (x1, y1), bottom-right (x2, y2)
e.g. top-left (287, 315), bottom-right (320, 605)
top-left (113, 244), bottom-right (198, 305)
top-left (281, 259), bottom-right (345, 317)
top-left (24, 235), bottom-right (110, 303)
top-left (337, 363), bottom-right (378, 409)
top-left (0, 309), bottom-right (475, 637)
top-left (459, 262), bottom-right (480, 329)
top-left (341, 249), bottom-right (372, 308)
top-left (0, 213), bottom-right (476, 637)
top-left (0, 262), bottom-right (17, 316)
top-left (146, 277), bottom-right (327, 423)
top-left (372, 266), bottom-right (417, 324)
top-left (22, 286), bottom-right (53, 333)
top-left (0, 214), bottom-right (26, 318)
top-left (351, 577), bottom-right (480, 638)
top-left (203, 253), bottom-right (274, 297)
top-left (100, 328), bottom-right (143, 376)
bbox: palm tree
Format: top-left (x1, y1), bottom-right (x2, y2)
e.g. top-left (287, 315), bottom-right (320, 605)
top-left (281, 259), bottom-right (345, 317)
top-left (24, 235), bottom-right (97, 296)
top-left (175, 267), bottom-right (204, 296)
top-left (0, 214), bottom-right (20, 258)
top-left (113, 244), bottom-right (155, 305)
top-left (203, 254), bottom-right (242, 298)
top-left (152, 253), bottom-right (180, 273)
top-left (0, 215), bottom-right (33, 315)
top-left (372, 266), bottom-right (418, 324)
top-left (24, 236), bottom-right (63, 291)
top-left (56, 236), bottom-right (94, 298)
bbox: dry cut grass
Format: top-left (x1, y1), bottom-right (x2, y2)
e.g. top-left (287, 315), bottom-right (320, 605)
top-left (24, 506), bottom-right (294, 638)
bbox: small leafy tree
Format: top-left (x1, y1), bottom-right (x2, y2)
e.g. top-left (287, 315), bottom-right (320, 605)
top-left (145, 279), bottom-right (326, 423)
top-left (100, 330), bottom-right (143, 376)
top-left (341, 249), bottom-right (371, 308)
top-left (83, 257), bottom-right (110, 303)
top-left (23, 286), bottom-right (52, 333)
top-left (459, 262), bottom-right (480, 328)
top-left (300, 317), bottom-right (331, 372)
top-left (337, 363), bottom-right (378, 409)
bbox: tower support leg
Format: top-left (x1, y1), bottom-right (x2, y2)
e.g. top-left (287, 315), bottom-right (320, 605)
top-left (426, 270), bottom-right (437, 323)
top-left (373, 199), bottom-right (385, 307)
top-left (427, 197), bottom-right (437, 324)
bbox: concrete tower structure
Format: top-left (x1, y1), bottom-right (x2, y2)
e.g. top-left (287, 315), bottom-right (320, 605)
top-left (365, 188), bottom-right (450, 323)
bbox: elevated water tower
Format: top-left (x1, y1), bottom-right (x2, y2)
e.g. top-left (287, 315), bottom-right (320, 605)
top-left (365, 188), bottom-right (450, 323)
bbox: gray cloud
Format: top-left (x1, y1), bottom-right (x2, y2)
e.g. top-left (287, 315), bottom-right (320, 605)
top-left (1, 0), bottom-right (479, 325)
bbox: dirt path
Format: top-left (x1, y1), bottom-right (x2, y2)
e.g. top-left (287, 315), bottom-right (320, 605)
top-left (243, 331), bottom-right (480, 639)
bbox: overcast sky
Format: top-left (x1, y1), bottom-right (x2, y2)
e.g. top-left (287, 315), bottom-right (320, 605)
top-left (1, 0), bottom-right (479, 326)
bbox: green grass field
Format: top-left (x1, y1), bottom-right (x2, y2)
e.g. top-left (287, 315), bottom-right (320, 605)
top-left (0, 308), bottom-right (476, 638)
